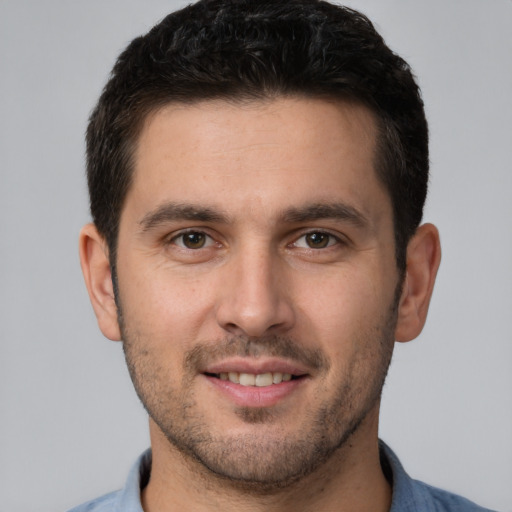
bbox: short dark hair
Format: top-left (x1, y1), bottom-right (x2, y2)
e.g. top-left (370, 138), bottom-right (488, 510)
top-left (86, 0), bottom-right (428, 271)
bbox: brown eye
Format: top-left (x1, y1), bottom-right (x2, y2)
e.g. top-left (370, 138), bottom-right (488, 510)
top-left (177, 232), bottom-right (208, 249)
top-left (305, 232), bottom-right (331, 248)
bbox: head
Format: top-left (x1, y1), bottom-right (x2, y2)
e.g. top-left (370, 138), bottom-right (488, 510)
top-left (80, 0), bottom-right (440, 493)
top-left (86, 0), bottom-right (428, 274)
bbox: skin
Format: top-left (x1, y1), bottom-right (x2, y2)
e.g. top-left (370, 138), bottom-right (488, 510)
top-left (80, 97), bottom-right (441, 511)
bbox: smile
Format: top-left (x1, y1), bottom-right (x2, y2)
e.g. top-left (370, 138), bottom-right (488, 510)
top-left (208, 372), bottom-right (295, 387)
top-left (202, 358), bottom-right (310, 406)
top-left (204, 371), bottom-right (306, 408)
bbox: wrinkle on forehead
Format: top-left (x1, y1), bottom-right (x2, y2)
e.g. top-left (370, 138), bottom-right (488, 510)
top-left (128, 96), bottom-right (389, 237)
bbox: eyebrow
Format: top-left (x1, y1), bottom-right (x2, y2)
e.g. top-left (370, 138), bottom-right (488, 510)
top-left (281, 203), bottom-right (369, 228)
top-left (138, 200), bottom-right (370, 233)
top-left (139, 202), bottom-right (230, 232)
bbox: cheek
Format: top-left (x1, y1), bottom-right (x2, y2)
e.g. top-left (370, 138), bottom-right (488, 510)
top-left (117, 260), bottom-right (219, 350)
top-left (295, 267), bottom-right (387, 335)
top-left (293, 265), bottom-right (397, 385)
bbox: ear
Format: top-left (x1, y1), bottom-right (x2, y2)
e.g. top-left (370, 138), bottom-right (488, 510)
top-left (395, 223), bottom-right (441, 342)
top-left (79, 223), bottom-right (122, 341)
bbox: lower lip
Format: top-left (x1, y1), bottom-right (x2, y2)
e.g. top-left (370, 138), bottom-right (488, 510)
top-left (204, 375), bottom-right (306, 408)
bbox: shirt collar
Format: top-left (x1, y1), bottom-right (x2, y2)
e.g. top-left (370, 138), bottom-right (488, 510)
top-left (114, 449), bottom-right (151, 512)
top-left (380, 440), bottom-right (438, 511)
top-left (117, 442), bottom-right (430, 511)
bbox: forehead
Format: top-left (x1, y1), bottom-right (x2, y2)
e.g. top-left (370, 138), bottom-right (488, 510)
top-left (125, 97), bottom-right (390, 227)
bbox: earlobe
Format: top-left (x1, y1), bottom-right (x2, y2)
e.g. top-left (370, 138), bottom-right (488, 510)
top-left (395, 223), bottom-right (441, 343)
top-left (79, 223), bottom-right (122, 341)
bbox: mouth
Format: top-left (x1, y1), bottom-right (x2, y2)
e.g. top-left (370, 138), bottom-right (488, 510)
top-left (201, 360), bottom-right (310, 408)
top-left (204, 371), bottom-right (304, 387)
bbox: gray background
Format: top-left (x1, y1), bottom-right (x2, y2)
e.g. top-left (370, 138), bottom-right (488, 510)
top-left (1, 1), bottom-right (511, 511)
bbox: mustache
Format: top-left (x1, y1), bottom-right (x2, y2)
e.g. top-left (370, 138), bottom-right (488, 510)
top-left (185, 335), bottom-right (330, 373)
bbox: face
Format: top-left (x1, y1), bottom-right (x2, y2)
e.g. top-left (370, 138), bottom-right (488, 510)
top-left (115, 98), bottom-right (401, 486)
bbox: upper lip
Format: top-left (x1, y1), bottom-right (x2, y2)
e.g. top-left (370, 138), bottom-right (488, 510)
top-left (203, 357), bottom-right (310, 376)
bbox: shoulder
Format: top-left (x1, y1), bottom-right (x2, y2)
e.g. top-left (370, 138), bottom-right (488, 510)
top-left (66, 490), bottom-right (121, 512)
top-left (65, 449), bottom-right (150, 512)
top-left (380, 441), bottom-right (497, 512)
top-left (411, 479), bottom-right (498, 512)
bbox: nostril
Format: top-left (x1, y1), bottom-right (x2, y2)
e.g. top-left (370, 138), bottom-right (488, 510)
top-left (215, 289), bottom-right (296, 338)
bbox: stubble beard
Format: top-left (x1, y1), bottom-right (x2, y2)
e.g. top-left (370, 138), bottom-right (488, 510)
top-left (119, 295), bottom-right (399, 491)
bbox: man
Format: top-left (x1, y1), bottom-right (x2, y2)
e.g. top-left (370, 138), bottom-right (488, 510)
top-left (72, 1), bottom-right (495, 510)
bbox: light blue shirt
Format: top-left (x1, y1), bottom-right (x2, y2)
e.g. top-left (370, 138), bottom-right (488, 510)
top-left (67, 442), bottom-right (496, 511)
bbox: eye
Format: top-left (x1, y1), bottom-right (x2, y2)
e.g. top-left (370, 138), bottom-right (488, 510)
top-left (293, 231), bottom-right (338, 249)
top-left (171, 231), bottom-right (214, 249)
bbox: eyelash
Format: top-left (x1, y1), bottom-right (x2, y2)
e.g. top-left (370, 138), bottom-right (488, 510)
top-left (166, 229), bottom-right (345, 251)
top-left (168, 230), bottom-right (216, 250)
top-left (291, 231), bottom-right (343, 250)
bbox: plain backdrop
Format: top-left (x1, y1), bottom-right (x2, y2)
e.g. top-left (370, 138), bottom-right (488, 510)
top-left (1, 1), bottom-right (511, 511)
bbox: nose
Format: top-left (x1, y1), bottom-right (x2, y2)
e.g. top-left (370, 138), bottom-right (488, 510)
top-left (215, 244), bottom-right (296, 337)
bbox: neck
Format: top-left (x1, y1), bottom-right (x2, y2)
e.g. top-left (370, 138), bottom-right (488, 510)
top-left (142, 408), bottom-right (391, 512)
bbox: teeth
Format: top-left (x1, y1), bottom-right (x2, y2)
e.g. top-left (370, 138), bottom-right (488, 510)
top-left (272, 372), bottom-right (283, 384)
top-left (228, 372), bottom-right (239, 383)
top-left (217, 372), bottom-right (294, 386)
top-left (239, 373), bottom-right (255, 386)
top-left (255, 373), bottom-right (273, 387)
